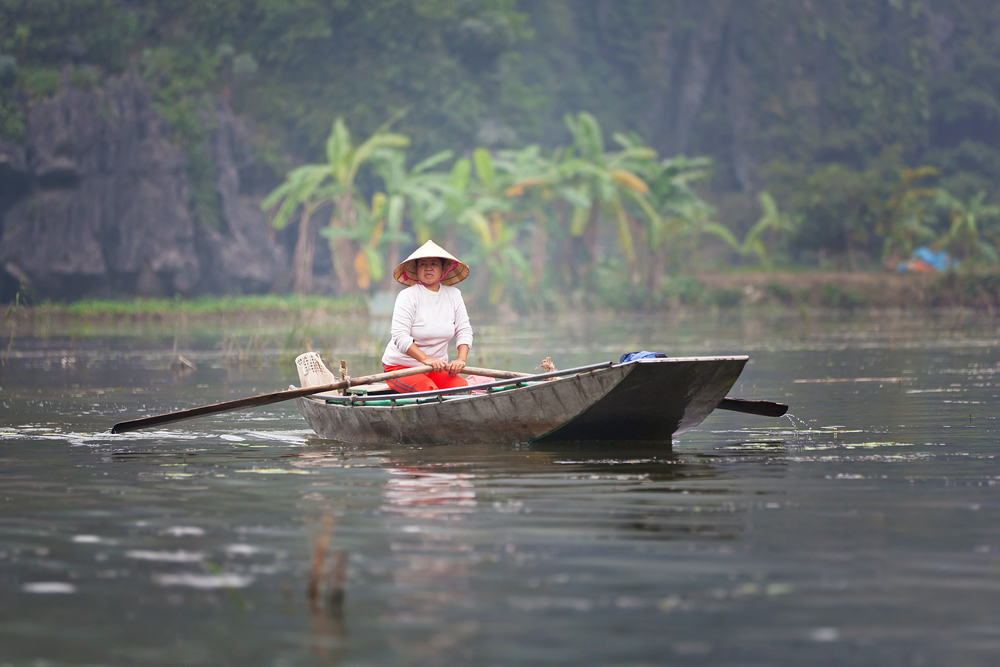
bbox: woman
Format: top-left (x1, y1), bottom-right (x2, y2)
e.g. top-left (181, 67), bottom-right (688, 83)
top-left (381, 240), bottom-right (473, 394)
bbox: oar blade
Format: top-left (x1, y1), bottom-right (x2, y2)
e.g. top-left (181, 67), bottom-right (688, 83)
top-left (717, 397), bottom-right (788, 418)
top-left (110, 364), bottom-right (436, 434)
top-left (111, 387), bottom-right (316, 434)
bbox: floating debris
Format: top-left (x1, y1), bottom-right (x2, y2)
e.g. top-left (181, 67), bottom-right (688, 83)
top-left (22, 582), bottom-right (77, 594)
top-left (170, 354), bottom-right (197, 373)
top-left (794, 377), bottom-right (912, 383)
top-left (125, 550), bottom-right (205, 563)
top-left (162, 526), bottom-right (205, 537)
top-left (153, 573), bottom-right (254, 589)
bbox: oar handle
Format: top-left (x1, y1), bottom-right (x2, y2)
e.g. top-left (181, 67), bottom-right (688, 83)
top-left (462, 366), bottom-right (528, 379)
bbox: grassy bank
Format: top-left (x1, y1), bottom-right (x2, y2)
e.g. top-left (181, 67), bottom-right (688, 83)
top-left (44, 294), bottom-right (365, 316)
top-left (690, 271), bottom-right (1000, 310)
top-left (593, 269), bottom-right (1000, 311)
top-left (5, 294), bottom-right (368, 339)
top-left (4, 271), bottom-right (1000, 336)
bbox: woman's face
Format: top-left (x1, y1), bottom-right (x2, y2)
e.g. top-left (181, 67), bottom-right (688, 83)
top-left (417, 257), bottom-right (444, 287)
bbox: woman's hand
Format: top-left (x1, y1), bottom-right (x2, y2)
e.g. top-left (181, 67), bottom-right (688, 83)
top-left (424, 357), bottom-right (448, 372)
top-left (406, 344), bottom-right (447, 372)
top-left (448, 345), bottom-right (470, 377)
top-left (445, 359), bottom-right (466, 376)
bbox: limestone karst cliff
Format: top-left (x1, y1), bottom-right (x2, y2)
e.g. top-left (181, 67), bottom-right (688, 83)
top-left (0, 71), bottom-right (285, 300)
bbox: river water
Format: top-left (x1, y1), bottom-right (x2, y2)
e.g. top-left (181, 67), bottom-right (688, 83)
top-left (2, 309), bottom-right (998, 666)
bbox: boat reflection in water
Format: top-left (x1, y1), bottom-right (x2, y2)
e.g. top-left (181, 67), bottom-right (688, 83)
top-left (381, 465), bottom-right (481, 659)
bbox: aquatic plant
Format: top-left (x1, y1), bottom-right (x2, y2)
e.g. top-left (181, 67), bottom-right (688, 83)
top-left (1, 281), bottom-right (25, 378)
top-left (221, 331), bottom-right (275, 367)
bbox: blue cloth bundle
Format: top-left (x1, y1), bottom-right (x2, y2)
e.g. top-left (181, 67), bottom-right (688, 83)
top-left (619, 351), bottom-right (669, 363)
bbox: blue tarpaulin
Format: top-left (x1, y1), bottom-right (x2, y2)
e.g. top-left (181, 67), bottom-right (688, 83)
top-left (619, 351), bottom-right (669, 363)
top-left (898, 246), bottom-right (956, 272)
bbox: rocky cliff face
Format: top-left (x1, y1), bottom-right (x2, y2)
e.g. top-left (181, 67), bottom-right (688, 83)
top-left (0, 71), bottom-right (286, 301)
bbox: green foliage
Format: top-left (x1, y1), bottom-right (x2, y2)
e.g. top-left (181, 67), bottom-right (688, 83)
top-left (596, 273), bottom-right (710, 310)
top-left (772, 148), bottom-right (944, 266)
top-left (139, 42), bottom-right (219, 145)
top-left (0, 0), bottom-right (138, 70)
top-left (374, 148), bottom-right (452, 244)
top-left (669, 276), bottom-right (705, 306)
top-left (873, 165), bottom-right (939, 260)
top-left (20, 65), bottom-right (58, 99)
top-left (1, 280), bottom-right (25, 374)
top-left (0, 52), bottom-right (17, 84)
top-left (69, 66), bottom-right (99, 90)
top-left (933, 272), bottom-right (1000, 308)
top-left (740, 192), bottom-right (799, 268)
top-left (262, 114), bottom-right (411, 293)
top-left (710, 287), bottom-right (744, 309)
top-left (592, 261), bottom-right (654, 310)
top-left (936, 190), bottom-right (1000, 266)
top-left (47, 294), bottom-right (360, 316)
top-left (561, 112), bottom-right (659, 265)
top-left (186, 144), bottom-right (223, 229)
top-left (0, 81), bottom-right (22, 140)
top-left (320, 192), bottom-right (412, 290)
top-left (138, 41), bottom-right (227, 229)
top-left (820, 284), bottom-right (868, 309)
top-left (259, 111), bottom-right (724, 306)
top-left (7, 0), bottom-right (1000, 304)
top-left (764, 281), bottom-right (794, 304)
top-left (172, 0), bottom-right (532, 159)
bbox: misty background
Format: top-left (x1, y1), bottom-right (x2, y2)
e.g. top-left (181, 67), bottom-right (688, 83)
top-left (0, 0), bottom-right (996, 308)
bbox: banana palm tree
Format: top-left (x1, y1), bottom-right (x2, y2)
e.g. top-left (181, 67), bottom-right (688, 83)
top-left (937, 190), bottom-right (1000, 266)
top-left (263, 114), bottom-right (410, 294)
top-left (322, 114), bottom-right (410, 293)
top-left (451, 148), bottom-right (524, 304)
top-left (500, 145), bottom-right (588, 292)
top-left (373, 149), bottom-right (453, 284)
top-left (875, 166), bottom-right (938, 262)
top-left (260, 164), bottom-right (331, 294)
top-left (606, 140), bottom-right (722, 290)
top-left (740, 191), bottom-right (799, 269)
top-left (560, 112), bottom-right (661, 281)
top-left (321, 192), bottom-right (411, 291)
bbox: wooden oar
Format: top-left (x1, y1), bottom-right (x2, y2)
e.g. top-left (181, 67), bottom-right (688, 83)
top-left (111, 362), bottom-right (788, 434)
top-left (110, 365), bottom-right (437, 434)
top-left (110, 364), bottom-right (522, 434)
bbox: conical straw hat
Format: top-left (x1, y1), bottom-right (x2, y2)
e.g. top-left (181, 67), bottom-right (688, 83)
top-left (393, 240), bottom-right (470, 286)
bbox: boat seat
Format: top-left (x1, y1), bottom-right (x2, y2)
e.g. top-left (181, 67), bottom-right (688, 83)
top-left (327, 381), bottom-right (546, 405)
top-left (346, 382), bottom-right (394, 396)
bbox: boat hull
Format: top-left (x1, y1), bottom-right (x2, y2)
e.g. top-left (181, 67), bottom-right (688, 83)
top-left (296, 356), bottom-right (748, 446)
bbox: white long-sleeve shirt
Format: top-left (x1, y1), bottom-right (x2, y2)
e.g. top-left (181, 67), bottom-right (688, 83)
top-left (381, 284), bottom-right (473, 367)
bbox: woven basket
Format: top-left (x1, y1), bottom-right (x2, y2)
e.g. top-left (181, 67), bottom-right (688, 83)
top-left (295, 352), bottom-right (336, 388)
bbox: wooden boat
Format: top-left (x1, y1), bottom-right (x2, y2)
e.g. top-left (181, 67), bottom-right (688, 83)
top-left (295, 356), bottom-right (749, 445)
